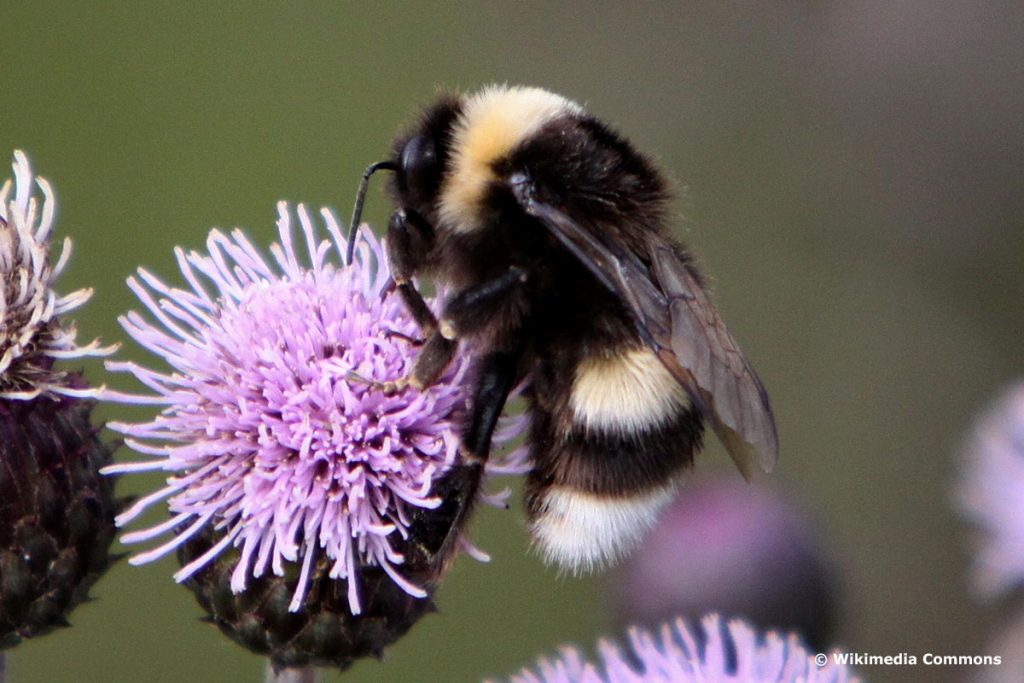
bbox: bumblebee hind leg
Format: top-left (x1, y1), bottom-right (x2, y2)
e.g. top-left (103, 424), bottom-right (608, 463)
top-left (461, 348), bottom-right (523, 462)
top-left (406, 348), bottom-right (523, 563)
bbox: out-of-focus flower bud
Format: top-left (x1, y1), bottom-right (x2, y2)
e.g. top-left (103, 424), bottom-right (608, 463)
top-left (609, 476), bottom-right (838, 651)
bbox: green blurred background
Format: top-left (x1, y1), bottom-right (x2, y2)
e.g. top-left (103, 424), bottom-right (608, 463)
top-left (3, 3), bottom-right (1023, 681)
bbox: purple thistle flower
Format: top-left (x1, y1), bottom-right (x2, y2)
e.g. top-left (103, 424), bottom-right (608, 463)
top-left (103, 202), bottom-right (525, 622)
top-left (505, 614), bottom-right (859, 683)
top-left (958, 382), bottom-right (1024, 598)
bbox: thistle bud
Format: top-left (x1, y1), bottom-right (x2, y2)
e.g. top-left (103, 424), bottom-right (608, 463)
top-left (0, 151), bottom-right (119, 647)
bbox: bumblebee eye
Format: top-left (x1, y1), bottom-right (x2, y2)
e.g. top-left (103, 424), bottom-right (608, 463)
top-left (398, 135), bottom-right (440, 203)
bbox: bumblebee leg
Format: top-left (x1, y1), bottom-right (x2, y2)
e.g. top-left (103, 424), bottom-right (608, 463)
top-left (386, 208), bottom-right (439, 334)
top-left (383, 208), bottom-right (459, 390)
top-left (438, 266), bottom-right (528, 339)
top-left (382, 329), bottom-right (424, 346)
top-left (408, 269), bottom-right (528, 390)
top-left (406, 460), bottom-right (482, 564)
top-left (347, 343), bottom-right (453, 395)
top-left (385, 208), bottom-right (435, 282)
top-left (461, 348), bottom-right (523, 462)
top-left (406, 348), bottom-right (522, 563)
top-left (408, 333), bottom-right (457, 390)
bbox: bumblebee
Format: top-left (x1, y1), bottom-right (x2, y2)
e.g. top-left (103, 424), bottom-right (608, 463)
top-left (347, 85), bottom-right (778, 573)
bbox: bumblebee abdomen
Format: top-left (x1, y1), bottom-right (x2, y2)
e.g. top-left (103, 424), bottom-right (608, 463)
top-left (525, 346), bottom-right (703, 573)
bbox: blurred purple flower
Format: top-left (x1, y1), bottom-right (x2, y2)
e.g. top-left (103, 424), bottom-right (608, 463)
top-left (958, 382), bottom-right (1024, 598)
top-left (505, 614), bottom-right (858, 683)
top-left (976, 607), bottom-right (1024, 683)
top-left (610, 476), bottom-right (837, 650)
top-left (974, 606), bottom-right (1024, 679)
top-left (103, 203), bottom-right (525, 617)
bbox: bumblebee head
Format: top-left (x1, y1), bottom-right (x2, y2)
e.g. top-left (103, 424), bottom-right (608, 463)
top-left (346, 86), bottom-right (581, 261)
top-left (345, 93), bottom-right (464, 263)
top-left (389, 91), bottom-right (466, 224)
top-left (395, 134), bottom-right (443, 214)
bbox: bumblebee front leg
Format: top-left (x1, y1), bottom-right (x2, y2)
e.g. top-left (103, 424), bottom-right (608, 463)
top-left (386, 208), bottom-right (437, 332)
top-left (385, 208), bottom-right (457, 390)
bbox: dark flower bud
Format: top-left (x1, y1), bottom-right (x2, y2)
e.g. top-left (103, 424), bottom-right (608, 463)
top-left (0, 392), bottom-right (118, 647)
top-left (0, 151), bottom-right (121, 647)
top-left (179, 526), bottom-right (441, 670)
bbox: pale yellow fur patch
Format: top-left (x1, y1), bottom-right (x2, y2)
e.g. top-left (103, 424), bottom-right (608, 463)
top-left (570, 348), bottom-right (688, 434)
top-left (439, 85), bottom-right (580, 233)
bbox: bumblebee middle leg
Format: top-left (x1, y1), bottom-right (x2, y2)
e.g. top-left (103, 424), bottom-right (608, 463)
top-left (410, 268), bottom-right (528, 390)
top-left (438, 266), bottom-right (528, 340)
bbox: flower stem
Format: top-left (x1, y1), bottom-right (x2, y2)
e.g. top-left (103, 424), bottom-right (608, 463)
top-left (264, 663), bottom-right (320, 683)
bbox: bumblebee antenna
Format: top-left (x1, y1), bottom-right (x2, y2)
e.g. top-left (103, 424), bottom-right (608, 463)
top-left (346, 160), bottom-right (398, 265)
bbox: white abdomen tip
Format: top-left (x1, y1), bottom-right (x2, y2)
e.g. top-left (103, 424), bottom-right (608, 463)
top-left (530, 485), bottom-right (677, 574)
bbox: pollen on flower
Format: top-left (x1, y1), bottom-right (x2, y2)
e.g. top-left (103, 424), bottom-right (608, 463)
top-left (103, 202), bottom-right (526, 617)
top-left (0, 150), bottom-right (115, 399)
top-left (506, 614), bottom-right (859, 683)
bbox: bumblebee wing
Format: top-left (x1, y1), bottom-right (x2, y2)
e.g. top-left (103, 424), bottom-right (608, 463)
top-left (510, 175), bottom-right (778, 477)
top-left (646, 237), bottom-right (779, 477)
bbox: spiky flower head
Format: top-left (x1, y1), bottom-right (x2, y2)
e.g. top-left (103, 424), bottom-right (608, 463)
top-left (0, 151), bottom-right (120, 647)
top-left (1, 151), bottom-right (113, 398)
top-left (958, 382), bottom-right (1024, 598)
top-left (105, 203), bottom-right (524, 667)
top-left (505, 614), bottom-right (859, 683)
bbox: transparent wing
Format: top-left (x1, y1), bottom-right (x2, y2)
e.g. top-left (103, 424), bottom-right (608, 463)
top-left (511, 175), bottom-right (778, 477)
